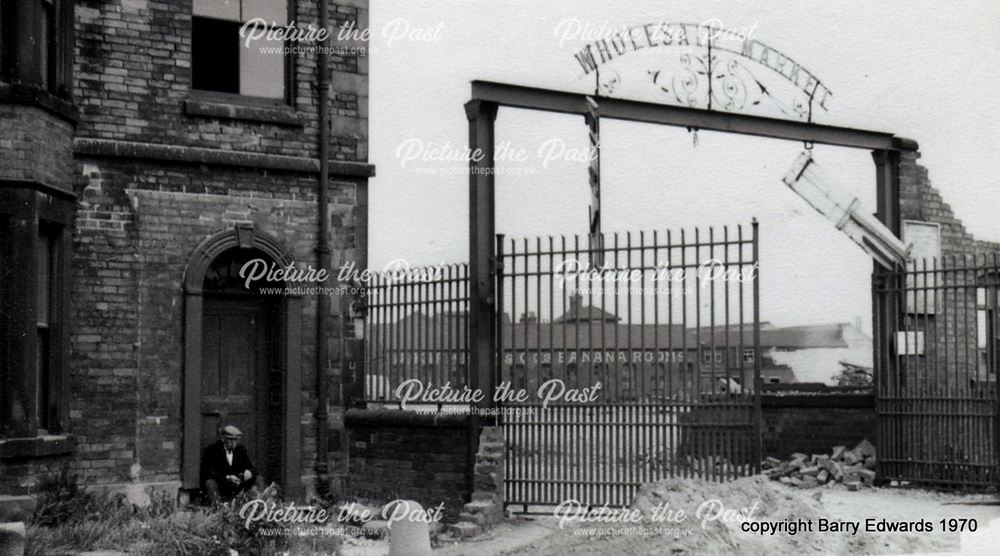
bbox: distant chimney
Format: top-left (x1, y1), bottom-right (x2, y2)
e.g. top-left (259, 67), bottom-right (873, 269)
top-left (569, 292), bottom-right (583, 315)
top-left (520, 311), bottom-right (537, 324)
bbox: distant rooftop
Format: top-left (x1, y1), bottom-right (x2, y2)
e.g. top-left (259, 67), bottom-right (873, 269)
top-left (383, 306), bottom-right (855, 351)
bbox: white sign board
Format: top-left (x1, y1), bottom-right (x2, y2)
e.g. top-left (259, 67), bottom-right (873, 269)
top-left (783, 153), bottom-right (911, 269)
top-left (902, 220), bottom-right (941, 314)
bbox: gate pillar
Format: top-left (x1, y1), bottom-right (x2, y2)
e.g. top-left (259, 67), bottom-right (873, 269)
top-left (871, 149), bottom-right (902, 405)
top-left (465, 99), bottom-right (499, 412)
top-left (873, 149), bottom-right (901, 237)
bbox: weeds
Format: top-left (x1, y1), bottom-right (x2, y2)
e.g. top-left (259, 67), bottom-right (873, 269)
top-left (25, 473), bottom-right (341, 556)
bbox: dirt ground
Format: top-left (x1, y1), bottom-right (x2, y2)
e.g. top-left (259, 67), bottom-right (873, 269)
top-left (429, 480), bottom-right (1000, 556)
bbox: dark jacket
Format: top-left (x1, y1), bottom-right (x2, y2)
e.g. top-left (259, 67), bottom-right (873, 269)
top-left (200, 440), bottom-right (256, 498)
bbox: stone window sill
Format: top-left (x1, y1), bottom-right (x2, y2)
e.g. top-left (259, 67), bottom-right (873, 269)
top-left (0, 435), bottom-right (76, 459)
top-left (183, 95), bottom-right (302, 126)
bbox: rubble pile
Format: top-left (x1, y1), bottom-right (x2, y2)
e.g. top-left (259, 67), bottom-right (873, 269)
top-left (763, 439), bottom-right (877, 490)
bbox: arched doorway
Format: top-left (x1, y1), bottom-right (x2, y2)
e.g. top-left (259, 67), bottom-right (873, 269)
top-left (200, 247), bottom-right (282, 487)
top-left (181, 225), bottom-right (303, 499)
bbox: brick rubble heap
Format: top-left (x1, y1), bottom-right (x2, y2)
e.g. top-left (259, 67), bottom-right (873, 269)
top-left (763, 440), bottom-right (877, 491)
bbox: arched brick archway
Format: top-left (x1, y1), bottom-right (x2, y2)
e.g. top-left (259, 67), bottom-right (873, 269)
top-left (182, 223), bottom-right (295, 294)
top-left (181, 224), bottom-right (303, 500)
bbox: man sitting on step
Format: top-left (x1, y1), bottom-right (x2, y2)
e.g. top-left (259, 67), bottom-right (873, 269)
top-left (201, 425), bottom-right (259, 504)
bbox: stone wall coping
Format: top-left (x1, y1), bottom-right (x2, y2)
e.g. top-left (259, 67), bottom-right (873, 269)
top-left (345, 408), bottom-right (473, 429)
top-left (0, 435), bottom-right (76, 459)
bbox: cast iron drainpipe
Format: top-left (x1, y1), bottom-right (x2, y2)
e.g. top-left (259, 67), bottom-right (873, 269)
top-left (315, 0), bottom-right (332, 496)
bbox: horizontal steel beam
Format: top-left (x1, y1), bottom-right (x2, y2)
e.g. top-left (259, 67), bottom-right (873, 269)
top-left (471, 81), bottom-right (918, 151)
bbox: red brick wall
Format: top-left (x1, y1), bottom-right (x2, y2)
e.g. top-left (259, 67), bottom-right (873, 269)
top-left (69, 158), bottom-right (365, 489)
top-left (74, 0), bottom-right (368, 162)
top-left (0, 105), bottom-right (74, 191)
top-left (345, 410), bottom-right (473, 520)
top-left (892, 151), bottom-right (997, 475)
top-left (762, 394), bottom-right (876, 459)
top-left (897, 151), bottom-right (998, 382)
top-left (0, 103), bottom-right (76, 496)
top-left (60, 0), bottom-right (371, 492)
top-left (677, 392), bottom-right (876, 462)
top-left (899, 151), bottom-right (999, 256)
top-left (0, 453), bottom-right (74, 497)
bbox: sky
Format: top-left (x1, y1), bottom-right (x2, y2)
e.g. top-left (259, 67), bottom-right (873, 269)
top-left (365, 0), bottom-right (1000, 335)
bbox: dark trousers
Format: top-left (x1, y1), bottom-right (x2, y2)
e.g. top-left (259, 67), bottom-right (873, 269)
top-left (203, 475), bottom-right (264, 505)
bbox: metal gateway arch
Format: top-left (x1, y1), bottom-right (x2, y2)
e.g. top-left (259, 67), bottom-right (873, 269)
top-left (357, 75), bottom-right (994, 515)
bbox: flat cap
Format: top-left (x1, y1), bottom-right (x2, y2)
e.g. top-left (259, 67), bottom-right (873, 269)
top-left (221, 425), bottom-right (243, 438)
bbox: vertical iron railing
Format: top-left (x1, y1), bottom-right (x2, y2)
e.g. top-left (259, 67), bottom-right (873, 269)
top-left (499, 223), bottom-right (761, 510)
top-left (362, 263), bottom-right (471, 407)
top-left (874, 254), bottom-right (1000, 488)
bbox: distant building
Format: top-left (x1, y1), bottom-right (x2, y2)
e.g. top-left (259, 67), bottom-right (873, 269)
top-left (368, 294), bottom-right (868, 401)
top-left (767, 323), bottom-right (872, 385)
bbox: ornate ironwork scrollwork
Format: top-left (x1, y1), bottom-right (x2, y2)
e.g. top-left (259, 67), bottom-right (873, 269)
top-left (597, 69), bottom-right (621, 96)
top-left (574, 22), bottom-right (831, 122)
top-left (645, 53), bottom-right (816, 120)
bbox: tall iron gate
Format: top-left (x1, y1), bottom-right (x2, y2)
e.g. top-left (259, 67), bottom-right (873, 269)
top-left (362, 263), bottom-right (471, 404)
top-left (498, 224), bottom-right (762, 510)
top-left (874, 255), bottom-right (1000, 487)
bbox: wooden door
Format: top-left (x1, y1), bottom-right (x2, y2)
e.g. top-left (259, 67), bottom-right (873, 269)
top-left (201, 297), bottom-right (269, 475)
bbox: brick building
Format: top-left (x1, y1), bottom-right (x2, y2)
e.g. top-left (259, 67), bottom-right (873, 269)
top-left (1, 0), bottom-right (997, 524)
top-left (1, 0), bottom-right (372, 513)
top-left (887, 152), bottom-right (1000, 397)
top-left (371, 305), bottom-right (864, 404)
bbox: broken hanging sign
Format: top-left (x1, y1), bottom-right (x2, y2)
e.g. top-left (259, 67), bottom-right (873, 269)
top-left (782, 151), bottom-right (911, 269)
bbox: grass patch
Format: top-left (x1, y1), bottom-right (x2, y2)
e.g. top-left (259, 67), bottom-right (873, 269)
top-left (25, 472), bottom-right (342, 556)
